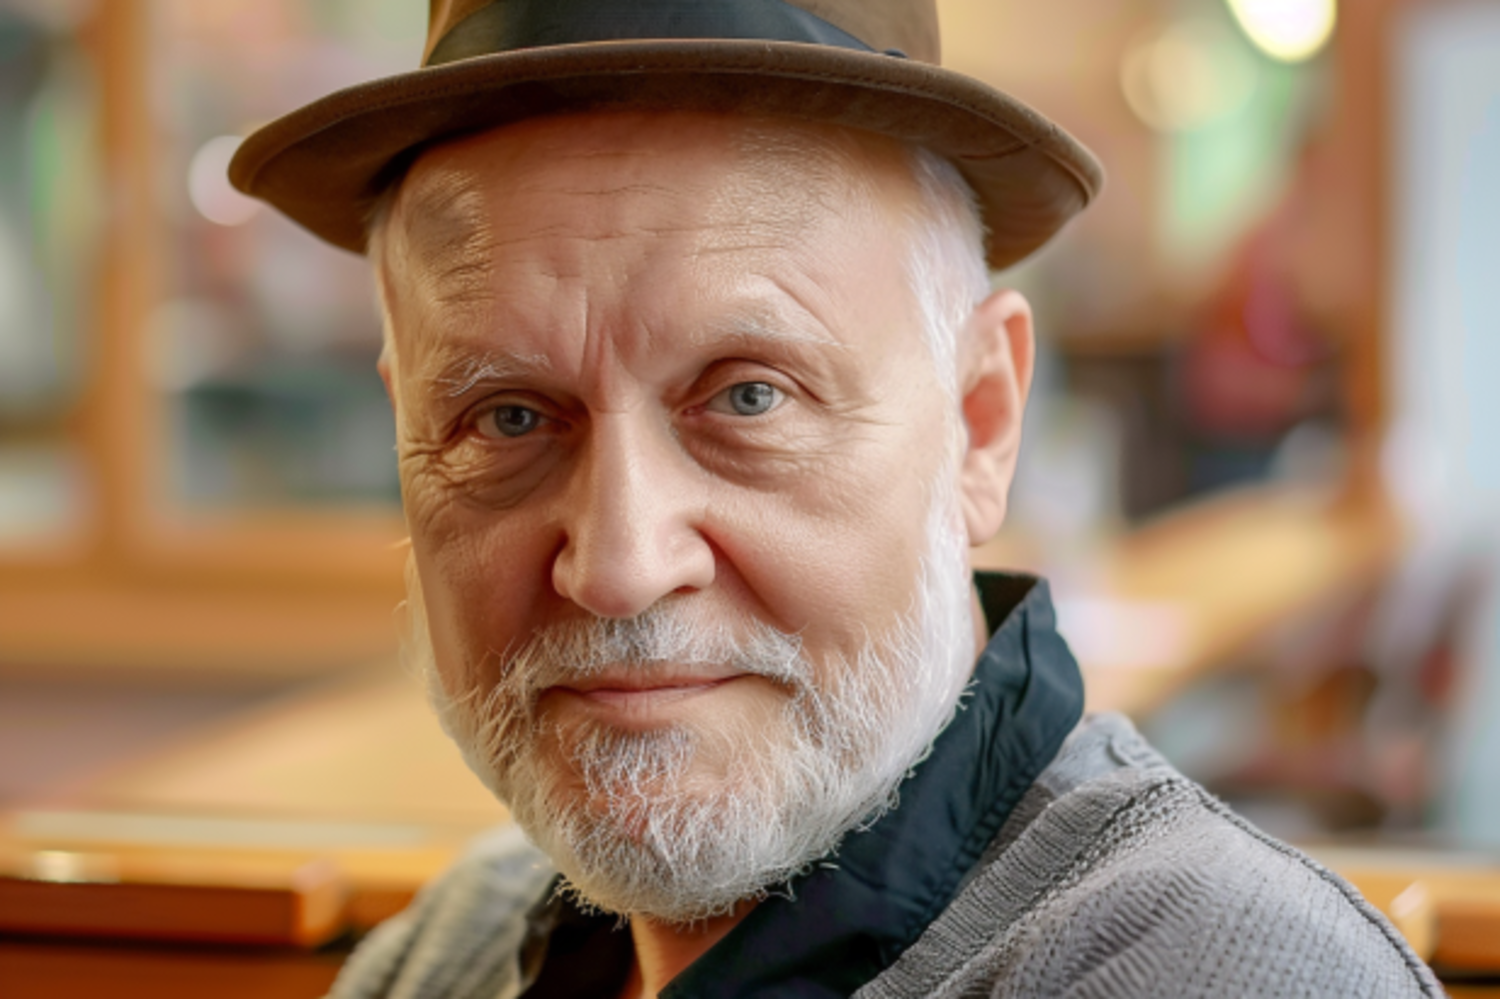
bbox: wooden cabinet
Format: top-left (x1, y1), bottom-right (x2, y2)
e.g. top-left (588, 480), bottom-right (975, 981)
top-left (0, 1), bottom-right (424, 681)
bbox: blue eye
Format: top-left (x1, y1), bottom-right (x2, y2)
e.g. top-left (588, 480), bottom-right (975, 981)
top-left (483, 405), bottom-right (542, 438)
top-left (711, 381), bottom-right (782, 417)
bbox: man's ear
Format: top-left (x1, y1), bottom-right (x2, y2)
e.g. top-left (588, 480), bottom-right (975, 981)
top-left (373, 259), bottom-right (401, 417)
top-left (957, 289), bottom-right (1035, 546)
top-left (375, 281), bottom-right (401, 420)
top-left (377, 344), bottom-right (398, 414)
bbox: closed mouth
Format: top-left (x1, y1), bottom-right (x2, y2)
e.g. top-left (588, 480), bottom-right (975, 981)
top-left (545, 666), bottom-right (752, 717)
top-left (555, 663), bottom-right (747, 696)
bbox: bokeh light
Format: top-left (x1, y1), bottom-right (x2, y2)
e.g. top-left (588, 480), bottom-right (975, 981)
top-left (187, 135), bottom-right (260, 226)
top-left (1226, 0), bottom-right (1337, 63)
top-left (1121, 20), bottom-right (1259, 132)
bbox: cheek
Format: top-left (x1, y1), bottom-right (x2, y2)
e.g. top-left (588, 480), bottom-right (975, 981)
top-left (707, 397), bottom-right (953, 662)
top-left (410, 503), bottom-right (560, 690)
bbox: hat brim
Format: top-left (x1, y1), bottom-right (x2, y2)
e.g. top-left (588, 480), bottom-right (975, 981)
top-left (229, 39), bottom-right (1103, 270)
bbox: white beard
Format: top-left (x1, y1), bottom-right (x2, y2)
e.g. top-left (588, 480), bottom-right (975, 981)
top-left (403, 483), bottom-right (976, 925)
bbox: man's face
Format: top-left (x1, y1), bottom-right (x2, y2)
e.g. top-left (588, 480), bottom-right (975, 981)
top-left (379, 111), bottom-right (979, 920)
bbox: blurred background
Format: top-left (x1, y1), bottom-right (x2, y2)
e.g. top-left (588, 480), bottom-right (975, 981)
top-left (0, 0), bottom-right (1496, 994)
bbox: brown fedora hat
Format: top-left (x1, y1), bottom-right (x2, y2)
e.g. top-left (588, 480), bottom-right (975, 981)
top-left (229, 0), bottom-right (1103, 270)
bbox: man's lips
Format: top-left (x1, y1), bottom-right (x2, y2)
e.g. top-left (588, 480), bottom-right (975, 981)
top-left (544, 666), bottom-right (751, 713)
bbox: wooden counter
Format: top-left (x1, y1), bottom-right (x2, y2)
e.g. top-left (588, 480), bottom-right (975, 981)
top-left (3, 664), bottom-right (507, 935)
top-left (975, 486), bottom-right (1405, 716)
top-left (0, 668), bottom-right (500, 998)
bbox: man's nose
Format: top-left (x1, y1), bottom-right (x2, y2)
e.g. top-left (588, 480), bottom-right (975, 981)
top-left (550, 413), bottom-right (716, 618)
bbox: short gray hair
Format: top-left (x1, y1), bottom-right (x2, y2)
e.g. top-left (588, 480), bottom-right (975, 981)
top-left (901, 146), bottom-right (991, 397)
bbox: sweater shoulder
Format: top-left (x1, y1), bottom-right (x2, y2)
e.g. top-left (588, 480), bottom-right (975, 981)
top-left (1032, 776), bottom-right (1442, 998)
top-left (863, 715), bottom-right (1442, 999)
top-left (327, 825), bottom-right (555, 999)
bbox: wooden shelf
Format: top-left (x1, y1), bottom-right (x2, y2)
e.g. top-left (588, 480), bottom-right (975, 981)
top-left (64, 666), bottom-right (506, 827)
top-left (0, 577), bottom-right (404, 681)
top-left (1, 664), bottom-right (508, 940)
top-left (0, 0), bottom-right (412, 684)
top-left (0, 850), bottom-right (344, 947)
top-left (0, 939), bottom-right (345, 999)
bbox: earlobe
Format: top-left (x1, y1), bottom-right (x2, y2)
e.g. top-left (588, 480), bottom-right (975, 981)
top-left (378, 350), bottom-right (396, 407)
top-left (957, 289), bottom-right (1034, 546)
top-left (374, 264), bottom-right (402, 418)
top-left (377, 339), bottom-right (400, 419)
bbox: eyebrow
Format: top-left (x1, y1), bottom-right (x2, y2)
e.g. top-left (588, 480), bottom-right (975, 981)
top-left (416, 307), bottom-right (842, 402)
top-left (425, 349), bottom-right (553, 399)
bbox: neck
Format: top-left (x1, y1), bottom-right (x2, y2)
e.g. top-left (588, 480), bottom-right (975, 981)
top-left (970, 582), bottom-right (989, 653)
top-left (619, 902), bottom-right (758, 998)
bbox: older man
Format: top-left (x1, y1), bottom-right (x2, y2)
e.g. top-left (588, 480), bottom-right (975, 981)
top-left (232, 1), bottom-right (1438, 996)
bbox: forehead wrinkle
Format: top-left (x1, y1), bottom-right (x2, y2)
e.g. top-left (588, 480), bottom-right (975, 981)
top-left (712, 119), bottom-right (920, 251)
top-left (391, 165), bottom-right (498, 312)
top-left (550, 182), bottom-right (680, 199)
top-left (687, 217), bottom-right (799, 259)
top-left (487, 222), bottom-right (718, 251)
top-left (695, 307), bottom-right (841, 350)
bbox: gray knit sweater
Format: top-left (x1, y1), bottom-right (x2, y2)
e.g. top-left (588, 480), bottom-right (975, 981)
top-left (328, 714), bottom-right (1440, 998)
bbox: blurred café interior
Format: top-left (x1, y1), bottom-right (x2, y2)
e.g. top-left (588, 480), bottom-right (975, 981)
top-left (0, 0), bottom-right (1497, 994)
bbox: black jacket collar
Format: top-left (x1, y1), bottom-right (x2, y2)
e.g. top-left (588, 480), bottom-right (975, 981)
top-left (524, 573), bottom-right (1085, 998)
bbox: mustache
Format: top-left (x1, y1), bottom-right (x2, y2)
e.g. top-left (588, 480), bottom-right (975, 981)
top-left (493, 601), bottom-right (811, 697)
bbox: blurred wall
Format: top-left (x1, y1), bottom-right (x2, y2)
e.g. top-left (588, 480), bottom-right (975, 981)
top-left (1389, 0), bottom-right (1500, 848)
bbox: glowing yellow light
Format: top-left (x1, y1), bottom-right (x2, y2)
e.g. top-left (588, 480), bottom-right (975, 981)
top-left (1225, 0), bottom-right (1337, 62)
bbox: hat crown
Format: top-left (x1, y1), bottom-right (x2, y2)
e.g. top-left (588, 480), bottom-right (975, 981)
top-left (423, 0), bottom-right (940, 65)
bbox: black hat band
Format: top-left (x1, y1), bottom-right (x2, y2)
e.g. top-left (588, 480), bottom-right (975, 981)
top-left (426, 0), bottom-right (876, 67)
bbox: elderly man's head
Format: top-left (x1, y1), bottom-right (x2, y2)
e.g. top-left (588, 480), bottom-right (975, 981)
top-left (371, 109), bottom-right (1034, 923)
